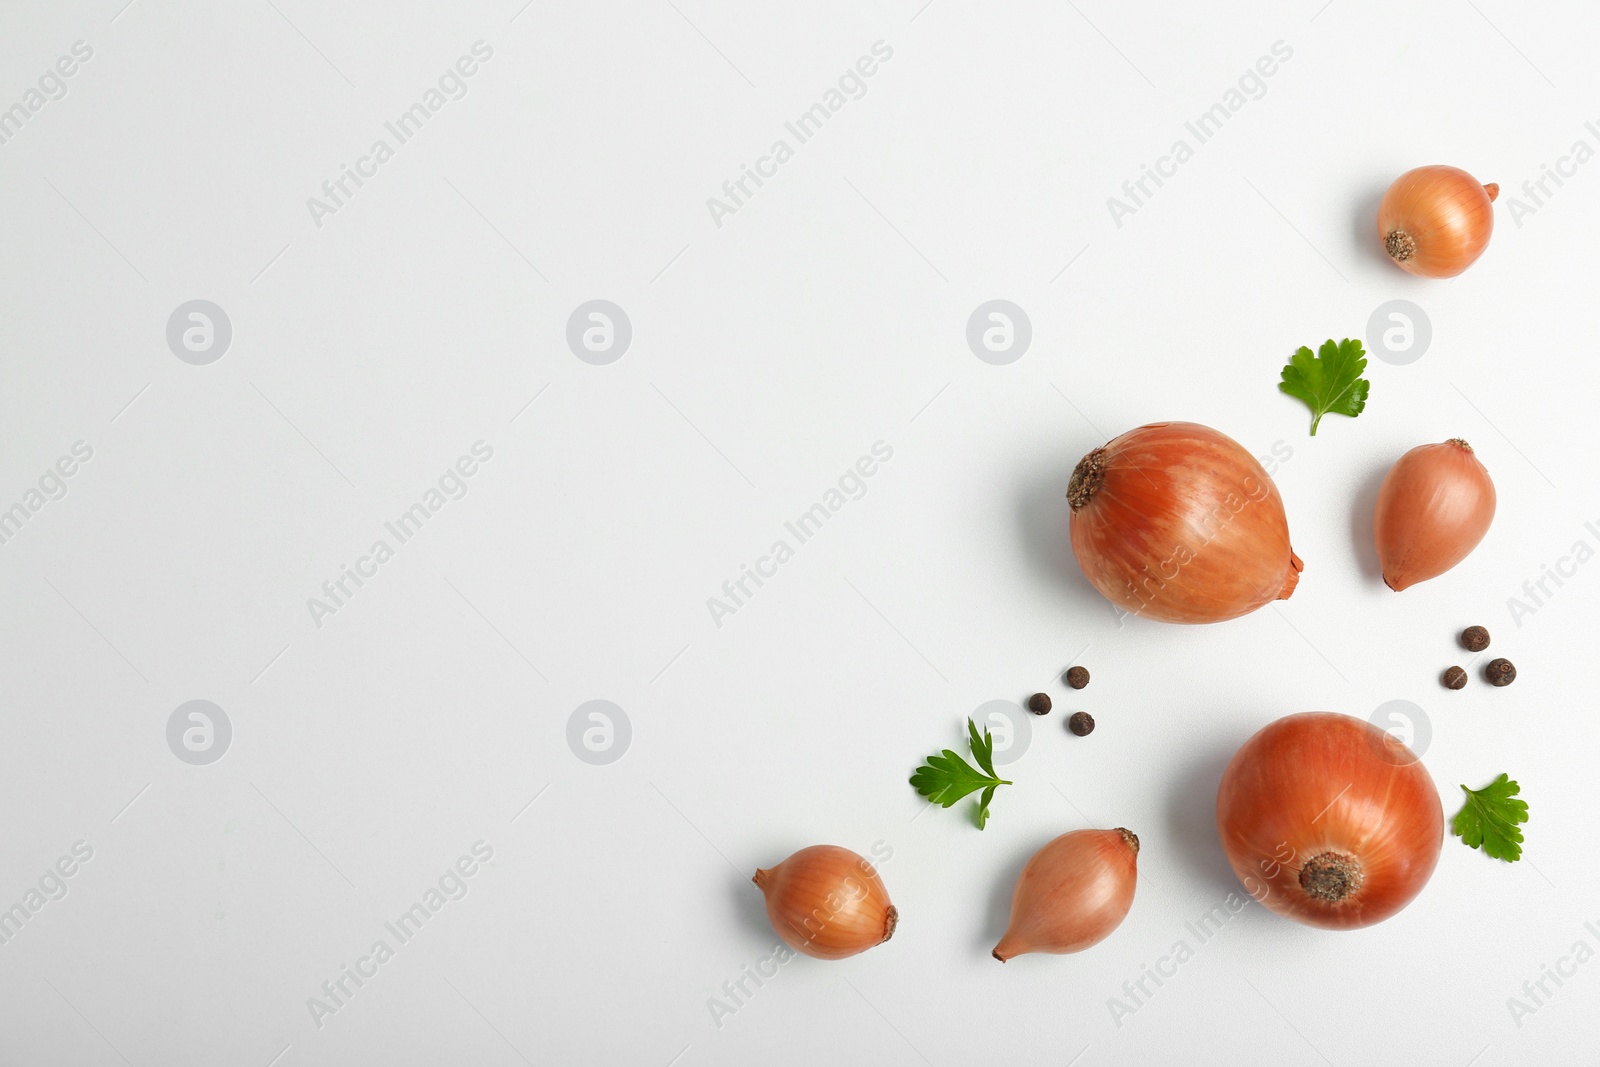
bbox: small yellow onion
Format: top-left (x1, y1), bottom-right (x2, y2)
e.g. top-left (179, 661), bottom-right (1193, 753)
top-left (753, 845), bottom-right (896, 960)
top-left (1378, 165), bottom-right (1498, 278)
top-left (993, 828), bottom-right (1138, 961)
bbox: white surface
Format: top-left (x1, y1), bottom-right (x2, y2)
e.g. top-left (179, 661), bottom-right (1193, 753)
top-left (2, 1), bottom-right (1596, 1063)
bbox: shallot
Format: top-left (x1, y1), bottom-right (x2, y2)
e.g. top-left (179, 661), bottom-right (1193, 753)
top-left (1374, 438), bottom-right (1495, 591)
top-left (993, 828), bottom-right (1138, 960)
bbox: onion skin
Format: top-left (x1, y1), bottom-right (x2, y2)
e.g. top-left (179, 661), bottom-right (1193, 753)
top-left (1374, 438), bottom-right (1495, 591)
top-left (1067, 422), bottom-right (1302, 624)
top-left (753, 846), bottom-right (897, 960)
top-left (993, 828), bottom-right (1138, 960)
top-left (1217, 713), bottom-right (1442, 930)
top-left (1378, 165), bottom-right (1498, 278)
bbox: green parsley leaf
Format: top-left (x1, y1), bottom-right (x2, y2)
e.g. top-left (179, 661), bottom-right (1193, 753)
top-left (976, 785), bottom-right (998, 831)
top-left (1279, 338), bottom-right (1370, 436)
top-left (910, 718), bottom-right (1012, 830)
top-left (1452, 774), bottom-right (1529, 862)
top-left (967, 718), bottom-right (999, 778)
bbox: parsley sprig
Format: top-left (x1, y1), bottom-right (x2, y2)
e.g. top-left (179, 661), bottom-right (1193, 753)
top-left (1453, 774), bottom-right (1529, 862)
top-left (910, 719), bottom-right (1012, 830)
top-left (1279, 338), bottom-right (1370, 435)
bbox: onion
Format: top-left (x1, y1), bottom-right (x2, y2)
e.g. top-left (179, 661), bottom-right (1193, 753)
top-left (1067, 422), bottom-right (1302, 624)
top-left (753, 846), bottom-right (897, 960)
top-left (1378, 165), bottom-right (1498, 278)
top-left (1216, 713), bottom-right (1442, 930)
top-left (992, 828), bottom-right (1138, 960)
top-left (1374, 438), bottom-right (1495, 591)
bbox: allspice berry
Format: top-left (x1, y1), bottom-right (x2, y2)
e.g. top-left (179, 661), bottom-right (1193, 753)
top-left (1027, 692), bottom-right (1052, 715)
top-left (1460, 626), bottom-right (1490, 652)
top-left (1067, 712), bottom-right (1094, 736)
top-left (1442, 666), bottom-right (1468, 690)
top-left (1065, 666), bottom-right (1090, 690)
top-left (1485, 658), bottom-right (1516, 687)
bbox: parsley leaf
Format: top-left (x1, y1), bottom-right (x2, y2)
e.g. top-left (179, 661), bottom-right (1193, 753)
top-left (1452, 774), bottom-right (1529, 862)
top-left (976, 785), bottom-right (998, 831)
top-left (1279, 338), bottom-right (1370, 435)
top-left (967, 718), bottom-right (999, 777)
top-left (910, 718), bottom-right (1012, 830)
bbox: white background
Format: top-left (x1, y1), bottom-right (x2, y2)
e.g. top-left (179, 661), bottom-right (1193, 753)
top-left (2, 0), bottom-right (1597, 1063)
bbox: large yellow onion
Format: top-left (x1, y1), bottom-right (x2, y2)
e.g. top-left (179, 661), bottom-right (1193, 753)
top-left (1067, 422), bottom-right (1302, 623)
top-left (1217, 712), bottom-right (1443, 930)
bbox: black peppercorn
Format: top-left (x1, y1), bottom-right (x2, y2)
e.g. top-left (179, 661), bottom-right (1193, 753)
top-left (1065, 666), bottom-right (1090, 690)
top-left (1442, 666), bottom-right (1468, 690)
top-left (1485, 658), bottom-right (1516, 686)
top-left (1460, 626), bottom-right (1490, 652)
top-left (1068, 711), bottom-right (1094, 736)
top-left (1027, 692), bottom-right (1052, 715)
